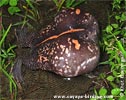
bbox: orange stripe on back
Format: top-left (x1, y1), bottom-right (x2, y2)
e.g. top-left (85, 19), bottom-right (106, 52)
top-left (36, 28), bottom-right (84, 47)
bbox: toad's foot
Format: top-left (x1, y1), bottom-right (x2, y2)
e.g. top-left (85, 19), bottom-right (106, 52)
top-left (12, 58), bottom-right (24, 86)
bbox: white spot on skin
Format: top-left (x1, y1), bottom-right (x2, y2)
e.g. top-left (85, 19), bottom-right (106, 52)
top-left (80, 56), bottom-right (97, 67)
top-left (54, 64), bottom-right (57, 67)
top-left (52, 27), bottom-right (55, 30)
top-left (65, 60), bottom-right (69, 64)
top-left (95, 46), bottom-right (99, 51)
top-left (61, 52), bottom-right (63, 55)
top-left (55, 56), bottom-right (58, 59)
top-left (65, 48), bottom-right (69, 54)
top-left (65, 59), bottom-right (68, 62)
top-left (58, 68), bottom-right (63, 72)
top-left (94, 21), bottom-right (97, 25)
top-left (74, 66), bottom-right (80, 76)
top-left (83, 66), bottom-right (86, 69)
top-left (57, 69), bottom-right (63, 76)
top-left (67, 38), bottom-right (72, 50)
top-left (56, 45), bottom-right (60, 49)
top-left (94, 31), bottom-right (97, 35)
top-left (85, 13), bottom-right (90, 16)
top-left (62, 9), bottom-right (66, 13)
top-left (56, 20), bottom-right (59, 24)
top-left (82, 20), bottom-right (84, 23)
top-left (55, 51), bottom-right (57, 54)
top-left (68, 38), bottom-right (71, 41)
top-left (65, 14), bottom-right (67, 17)
top-left (87, 56), bottom-right (97, 64)
top-left (66, 65), bottom-right (70, 69)
top-left (67, 53), bottom-right (71, 57)
top-left (60, 45), bottom-right (66, 52)
top-left (74, 60), bottom-right (76, 63)
top-left (63, 65), bottom-right (65, 68)
top-left (60, 14), bottom-right (64, 18)
top-left (88, 31), bottom-right (91, 34)
top-left (48, 25), bottom-right (51, 28)
top-left (81, 61), bottom-right (86, 67)
top-left (46, 29), bottom-right (49, 33)
top-left (42, 31), bottom-right (45, 34)
top-left (85, 19), bottom-right (88, 22)
top-left (64, 68), bottom-right (68, 74)
top-left (87, 45), bottom-right (94, 52)
top-left (70, 11), bottom-right (74, 14)
top-left (69, 26), bottom-right (73, 29)
top-left (59, 57), bottom-right (64, 60)
top-left (73, 53), bottom-right (76, 55)
top-left (52, 61), bottom-right (55, 64)
top-left (59, 18), bottom-right (63, 22)
top-left (68, 69), bottom-right (72, 73)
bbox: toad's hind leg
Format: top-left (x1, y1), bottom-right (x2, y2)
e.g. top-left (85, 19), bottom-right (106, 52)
top-left (12, 57), bottom-right (24, 85)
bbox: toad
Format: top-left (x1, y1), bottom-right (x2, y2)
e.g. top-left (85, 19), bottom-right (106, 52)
top-left (12, 8), bottom-right (100, 83)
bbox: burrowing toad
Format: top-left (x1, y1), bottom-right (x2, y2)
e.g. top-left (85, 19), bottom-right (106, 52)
top-left (12, 8), bottom-right (100, 82)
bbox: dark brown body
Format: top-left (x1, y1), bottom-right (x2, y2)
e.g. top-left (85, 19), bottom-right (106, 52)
top-left (12, 8), bottom-right (100, 82)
